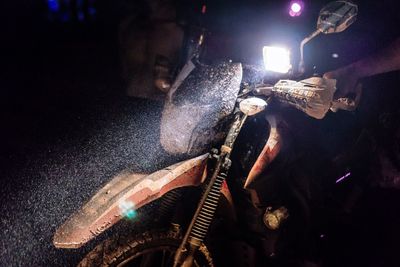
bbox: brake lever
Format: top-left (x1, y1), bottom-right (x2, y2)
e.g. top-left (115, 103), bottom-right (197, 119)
top-left (252, 78), bottom-right (362, 119)
top-left (253, 85), bottom-right (273, 97)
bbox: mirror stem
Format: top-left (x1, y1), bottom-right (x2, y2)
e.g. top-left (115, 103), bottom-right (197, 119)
top-left (298, 29), bottom-right (321, 75)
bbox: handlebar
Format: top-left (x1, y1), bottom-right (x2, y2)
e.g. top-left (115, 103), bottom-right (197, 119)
top-left (252, 77), bottom-right (361, 119)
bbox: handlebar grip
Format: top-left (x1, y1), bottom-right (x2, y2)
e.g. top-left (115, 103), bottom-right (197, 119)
top-left (330, 83), bottom-right (362, 112)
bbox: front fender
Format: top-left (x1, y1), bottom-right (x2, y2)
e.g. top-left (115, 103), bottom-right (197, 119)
top-left (244, 115), bottom-right (283, 189)
top-left (53, 154), bottom-right (208, 249)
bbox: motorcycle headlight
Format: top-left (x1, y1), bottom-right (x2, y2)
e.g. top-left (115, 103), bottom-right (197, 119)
top-left (263, 46), bottom-right (291, 73)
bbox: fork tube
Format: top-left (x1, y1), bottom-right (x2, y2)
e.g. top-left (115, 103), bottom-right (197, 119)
top-left (173, 112), bottom-right (247, 267)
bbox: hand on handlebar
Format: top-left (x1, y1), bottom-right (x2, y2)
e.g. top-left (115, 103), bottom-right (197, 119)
top-left (324, 65), bottom-right (362, 112)
top-left (323, 64), bottom-right (361, 99)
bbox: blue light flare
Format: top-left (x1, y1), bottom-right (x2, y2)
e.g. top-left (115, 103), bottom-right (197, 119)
top-left (47, 0), bottom-right (60, 13)
top-left (119, 200), bottom-right (138, 220)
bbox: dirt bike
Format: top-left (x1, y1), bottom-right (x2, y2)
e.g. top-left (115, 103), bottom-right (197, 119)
top-left (53, 2), bottom-right (360, 266)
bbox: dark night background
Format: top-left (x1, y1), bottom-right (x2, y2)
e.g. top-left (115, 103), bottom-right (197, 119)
top-left (0, 0), bottom-right (399, 266)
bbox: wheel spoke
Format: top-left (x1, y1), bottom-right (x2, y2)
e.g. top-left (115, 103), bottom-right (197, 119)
top-left (161, 249), bottom-right (166, 267)
top-left (139, 252), bottom-right (155, 267)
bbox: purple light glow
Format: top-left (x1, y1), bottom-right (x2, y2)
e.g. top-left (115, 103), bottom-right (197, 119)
top-left (289, 1), bottom-right (303, 17)
top-left (336, 172), bottom-right (351, 184)
top-left (291, 3), bottom-right (301, 13)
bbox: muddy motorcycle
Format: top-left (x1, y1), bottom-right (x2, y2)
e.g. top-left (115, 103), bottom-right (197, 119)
top-left (54, 2), bottom-right (360, 266)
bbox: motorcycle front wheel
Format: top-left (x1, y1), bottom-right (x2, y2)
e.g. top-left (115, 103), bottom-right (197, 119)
top-left (78, 228), bottom-right (214, 267)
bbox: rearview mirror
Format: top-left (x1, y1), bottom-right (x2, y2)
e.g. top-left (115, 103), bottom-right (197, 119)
top-left (317, 1), bottom-right (358, 34)
top-left (298, 1), bottom-right (358, 74)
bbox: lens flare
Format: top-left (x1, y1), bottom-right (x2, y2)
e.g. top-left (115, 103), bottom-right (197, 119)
top-left (291, 3), bottom-right (301, 13)
top-left (289, 1), bottom-right (303, 17)
top-left (336, 172), bottom-right (351, 184)
top-left (119, 200), bottom-right (137, 219)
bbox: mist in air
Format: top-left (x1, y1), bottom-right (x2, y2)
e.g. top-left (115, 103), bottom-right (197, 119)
top-left (0, 96), bottom-right (176, 266)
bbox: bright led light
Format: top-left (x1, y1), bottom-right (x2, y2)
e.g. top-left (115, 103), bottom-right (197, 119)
top-left (263, 46), bottom-right (291, 73)
top-left (291, 3), bottom-right (301, 13)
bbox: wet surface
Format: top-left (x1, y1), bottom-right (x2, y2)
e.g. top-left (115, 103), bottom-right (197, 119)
top-left (160, 62), bottom-right (242, 156)
top-left (1, 1), bottom-right (400, 265)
